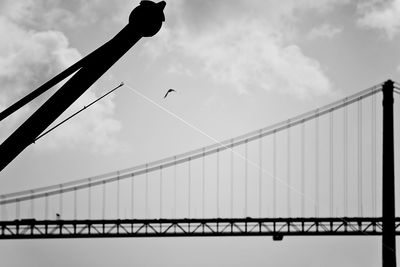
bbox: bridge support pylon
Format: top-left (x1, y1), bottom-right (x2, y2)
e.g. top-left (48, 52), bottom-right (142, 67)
top-left (382, 79), bottom-right (396, 267)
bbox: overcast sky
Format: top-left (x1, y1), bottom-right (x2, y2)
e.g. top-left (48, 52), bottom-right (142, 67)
top-left (1, 0), bottom-right (400, 266)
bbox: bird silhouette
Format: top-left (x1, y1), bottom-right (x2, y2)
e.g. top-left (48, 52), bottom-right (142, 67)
top-left (164, 89), bottom-right (176, 99)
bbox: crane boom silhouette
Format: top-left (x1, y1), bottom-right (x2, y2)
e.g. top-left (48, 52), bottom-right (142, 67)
top-left (0, 1), bottom-right (166, 173)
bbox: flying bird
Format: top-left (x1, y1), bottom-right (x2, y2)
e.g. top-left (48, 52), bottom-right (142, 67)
top-left (164, 89), bottom-right (176, 99)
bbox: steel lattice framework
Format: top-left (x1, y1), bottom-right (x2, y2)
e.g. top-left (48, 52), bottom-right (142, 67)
top-left (1, 217), bottom-right (399, 239)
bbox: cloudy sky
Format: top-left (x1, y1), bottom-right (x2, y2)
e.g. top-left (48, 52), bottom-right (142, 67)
top-left (1, 0), bottom-right (400, 266)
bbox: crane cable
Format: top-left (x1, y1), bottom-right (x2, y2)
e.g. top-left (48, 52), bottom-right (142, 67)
top-left (34, 82), bottom-right (124, 142)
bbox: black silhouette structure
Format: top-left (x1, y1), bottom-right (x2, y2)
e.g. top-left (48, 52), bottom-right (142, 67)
top-left (0, 1), bottom-right (166, 172)
top-left (164, 88), bottom-right (176, 98)
top-left (1, 217), bottom-right (398, 239)
top-left (382, 80), bottom-right (396, 267)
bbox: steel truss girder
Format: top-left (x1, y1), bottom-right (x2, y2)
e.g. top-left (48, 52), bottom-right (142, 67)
top-left (0, 217), bottom-right (397, 239)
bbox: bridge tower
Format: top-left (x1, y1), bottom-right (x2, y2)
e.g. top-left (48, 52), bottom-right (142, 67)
top-left (382, 79), bottom-right (396, 267)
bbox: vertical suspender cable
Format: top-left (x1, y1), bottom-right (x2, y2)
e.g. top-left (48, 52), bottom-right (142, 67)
top-left (301, 121), bottom-right (305, 217)
top-left (358, 99), bottom-right (363, 217)
top-left (330, 111), bottom-right (334, 217)
top-left (1, 197), bottom-right (5, 221)
top-left (1, 196), bottom-right (6, 220)
top-left (344, 102), bottom-right (348, 216)
top-left (16, 200), bottom-right (20, 220)
top-left (31, 191), bottom-right (34, 218)
top-left (131, 173), bottom-right (135, 219)
top-left (287, 124), bottom-right (291, 217)
top-left (102, 180), bottom-right (106, 219)
top-left (117, 171), bottom-right (120, 219)
top-left (273, 131), bottom-right (277, 217)
top-left (188, 158), bottom-right (192, 218)
top-left (259, 132), bottom-right (263, 217)
top-left (174, 156), bottom-right (177, 218)
top-left (59, 185), bottom-right (63, 217)
top-left (216, 150), bottom-right (220, 218)
top-left (201, 151), bottom-right (205, 218)
top-left (372, 93), bottom-right (377, 217)
top-left (45, 193), bottom-right (49, 220)
top-left (230, 140), bottom-right (234, 218)
top-left (160, 166), bottom-right (163, 219)
top-left (315, 113), bottom-right (319, 217)
top-left (88, 179), bottom-right (92, 219)
top-left (74, 187), bottom-right (77, 219)
top-left (145, 164), bottom-right (149, 218)
top-left (245, 140), bottom-right (248, 217)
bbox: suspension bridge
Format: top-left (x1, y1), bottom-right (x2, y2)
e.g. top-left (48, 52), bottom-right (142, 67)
top-left (0, 80), bottom-right (399, 264)
top-left (0, 1), bottom-right (397, 266)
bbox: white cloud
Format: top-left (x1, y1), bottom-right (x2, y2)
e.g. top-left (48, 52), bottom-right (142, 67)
top-left (0, 20), bottom-right (80, 107)
top-left (308, 24), bottom-right (342, 39)
top-left (35, 91), bottom-right (123, 154)
top-left (145, 0), bottom-right (341, 98)
top-left (0, 0), bottom-right (126, 30)
top-left (167, 62), bottom-right (194, 77)
top-left (0, 2), bottom-right (123, 154)
top-left (175, 20), bottom-right (332, 97)
top-left (357, 0), bottom-right (400, 39)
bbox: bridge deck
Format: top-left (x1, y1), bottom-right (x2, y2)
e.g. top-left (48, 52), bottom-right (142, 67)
top-left (1, 217), bottom-right (398, 239)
